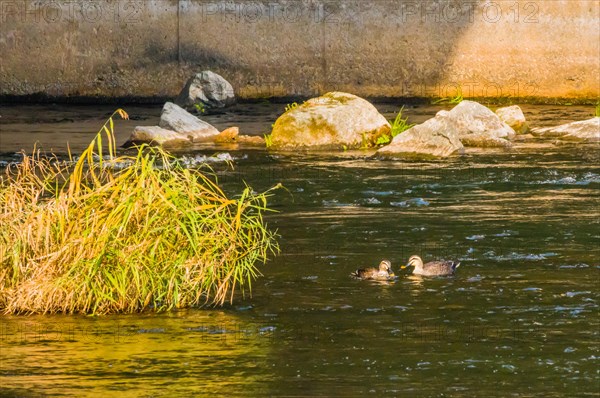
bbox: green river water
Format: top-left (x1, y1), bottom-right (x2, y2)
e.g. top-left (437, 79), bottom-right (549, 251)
top-left (0, 103), bottom-right (598, 397)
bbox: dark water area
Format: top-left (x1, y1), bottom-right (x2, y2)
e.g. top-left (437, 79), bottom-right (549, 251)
top-left (0, 103), bottom-right (599, 396)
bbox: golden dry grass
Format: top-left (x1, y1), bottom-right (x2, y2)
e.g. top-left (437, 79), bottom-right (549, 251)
top-left (0, 109), bottom-right (279, 314)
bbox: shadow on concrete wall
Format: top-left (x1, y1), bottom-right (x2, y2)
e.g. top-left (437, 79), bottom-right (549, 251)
top-left (141, 0), bottom-right (479, 98)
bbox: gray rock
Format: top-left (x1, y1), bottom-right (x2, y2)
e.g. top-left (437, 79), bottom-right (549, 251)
top-left (496, 105), bottom-right (529, 134)
top-left (159, 102), bottom-right (220, 142)
top-left (447, 101), bottom-right (515, 147)
top-left (123, 126), bottom-right (190, 147)
top-left (270, 92), bottom-right (390, 149)
top-left (175, 71), bottom-right (235, 109)
top-left (531, 117), bottom-right (600, 142)
top-left (377, 116), bottom-right (464, 157)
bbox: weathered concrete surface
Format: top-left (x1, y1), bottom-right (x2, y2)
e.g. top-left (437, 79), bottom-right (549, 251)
top-left (1, 1), bottom-right (598, 101)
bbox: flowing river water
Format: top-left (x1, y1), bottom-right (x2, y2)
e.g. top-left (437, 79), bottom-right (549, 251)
top-left (0, 103), bottom-right (598, 396)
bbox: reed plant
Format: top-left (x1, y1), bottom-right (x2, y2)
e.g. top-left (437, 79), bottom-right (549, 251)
top-left (0, 109), bottom-right (279, 315)
top-left (373, 106), bottom-right (415, 147)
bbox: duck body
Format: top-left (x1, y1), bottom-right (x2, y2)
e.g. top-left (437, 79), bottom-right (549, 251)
top-left (352, 260), bottom-right (395, 281)
top-left (403, 255), bottom-right (460, 276)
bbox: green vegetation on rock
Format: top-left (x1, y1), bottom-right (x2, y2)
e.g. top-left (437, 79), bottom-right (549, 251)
top-left (193, 102), bottom-right (207, 114)
top-left (432, 92), bottom-right (464, 105)
top-left (284, 102), bottom-right (300, 113)
top-left (373, 106), bottom-right (415, 147)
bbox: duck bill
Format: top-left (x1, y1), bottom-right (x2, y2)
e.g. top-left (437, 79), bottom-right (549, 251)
top-left (400, 265), bottom-right (409, 269)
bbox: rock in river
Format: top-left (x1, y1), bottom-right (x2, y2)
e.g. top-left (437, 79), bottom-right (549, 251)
top-left (175, 71), bottom-right (236, 110)
top-left (214, 126), bottom-right (240, 143)
top-left (377, 100), bottom-right (515, 157)
top-left (531, 117), bottom-right (600, 142)
top-left (269, 92), bottom-right (390, 149)
top-left (447, 100), bottom-right (515, 147)
top-left (495, 105), bottom-right (529, 134)
top-left (123, 126), bottom-right (190, 148)
top-left (377, 116), bottom-right (464, 157)
top-left (213, 127), bottom-right (266, 145)
top-left (159, 102), bottom-right (220, 142)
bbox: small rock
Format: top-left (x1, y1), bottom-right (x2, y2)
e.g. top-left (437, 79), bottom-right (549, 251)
top-left (531, 117), bottom-right (600, 142)
top-left (496, 105), bottom-right (529, 134)
top-left (175, 71), bottom-right (235, 110)
top-left (122, 126), bottom-right (190, 148)
top-left (237, 135), bottom-right (266, 145)
top-left (269, 92), bottom-right (390, 149)
top-left (447, 101), bottom-right (515, 147)
top-left (212, 127), bottom-right (265, 145)
top-left (377, 116), bottom-right (464, 157)
top-left (214, 127), bottom-right (239, 143)
top-left (159, 102), bottom-right (220, 142)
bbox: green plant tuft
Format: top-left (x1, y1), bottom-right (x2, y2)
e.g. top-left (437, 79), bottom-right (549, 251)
top-left (284, 102), bottom-right (299, 113)
top-left (264, 133), bottom-right (273, 148)
top-left (431, 92), bottom-right (464, 105)
top-left (0, 109), bottom-right (279, 315)
top-left (194, 102), bottom-right (207, 114)
top-left (371, 106), bottom-right (414, 148)
top-left (389, 106), bottom-right (415, 138)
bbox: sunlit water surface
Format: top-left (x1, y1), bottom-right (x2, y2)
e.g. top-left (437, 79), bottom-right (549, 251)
top-left (1, 103), bottom-right (598, 396)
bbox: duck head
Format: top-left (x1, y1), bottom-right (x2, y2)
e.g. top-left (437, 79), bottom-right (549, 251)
top-left (401, 255), bottom-right (423, 272)
top-left (379, 259), bottom-right (393, 275)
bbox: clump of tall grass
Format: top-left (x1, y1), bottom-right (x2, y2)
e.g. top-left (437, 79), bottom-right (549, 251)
top-left (373, 106), bottom-right (415, 146)
top-left (0, 109), bottom-right (279, 315)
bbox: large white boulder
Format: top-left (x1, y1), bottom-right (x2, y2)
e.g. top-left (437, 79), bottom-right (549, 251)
top-left (447, 100), bottom-right (515, 147)
top-left (377, 116), bottom-right (464, 157)
top-left (269, 92), bottom-right (391, 149)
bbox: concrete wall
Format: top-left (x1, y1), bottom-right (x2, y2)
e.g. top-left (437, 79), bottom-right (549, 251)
top-left (1, 0), bottom-right (598, 101)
